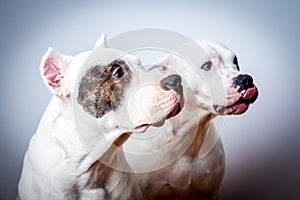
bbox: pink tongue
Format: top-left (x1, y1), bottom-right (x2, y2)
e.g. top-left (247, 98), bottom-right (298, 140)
top-left (243, 88), bottom-right (257, 99)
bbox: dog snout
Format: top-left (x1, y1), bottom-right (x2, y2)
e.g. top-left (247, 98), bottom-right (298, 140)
top-left (160, 74), bottom-right (182, 90)
top-left (160, 74), bottom-right (183, 95)
top-left (233, 74), bottom-right (254, 91)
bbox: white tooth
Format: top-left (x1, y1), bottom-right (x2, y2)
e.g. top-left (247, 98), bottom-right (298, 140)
top-left (241, 90), bottom-right (246, 96)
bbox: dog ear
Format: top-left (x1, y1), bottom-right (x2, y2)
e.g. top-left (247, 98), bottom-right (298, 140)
top-left (40, 48), bottom-right (72, 96)
top-left (94, 33), bottom-right (107, 49)
top-left (148, 55), bottom-right (177, 72)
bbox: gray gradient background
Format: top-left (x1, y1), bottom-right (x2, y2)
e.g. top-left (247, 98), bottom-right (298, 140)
top-left (0, 0), bottom-right (299, 199)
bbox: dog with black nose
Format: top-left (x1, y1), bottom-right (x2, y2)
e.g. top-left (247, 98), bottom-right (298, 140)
top-left (17, 34), bottom-right (183, 200)
top-left (125, 41), bottom-right (258, 199)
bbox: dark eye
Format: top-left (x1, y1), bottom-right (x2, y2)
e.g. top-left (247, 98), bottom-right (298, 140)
top-left (233, 56), bottom-right (240, 71)
top-left (201, 61), bottom-right (212, 71)
top-left (113, 67), bottom-right (125, 79)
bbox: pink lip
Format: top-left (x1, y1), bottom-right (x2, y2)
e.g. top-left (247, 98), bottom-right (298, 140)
top-left (214, 86), bottom-right (258, 115)
top-left (133, 124), bottom-right (150, 133)
top-left (226, 86), bottom-right (258, 114)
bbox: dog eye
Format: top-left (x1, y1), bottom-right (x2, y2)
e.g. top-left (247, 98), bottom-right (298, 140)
top-left (113, 67), bottom-right (125, 79)
top-left (233, 56), bottom-right (240, 71)
top-left (201, 61), bottom-right (212, 71)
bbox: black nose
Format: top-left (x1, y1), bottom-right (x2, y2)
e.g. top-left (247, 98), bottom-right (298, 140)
top-left (233, 74), bottom-right (254, 91)
top-left (160, 74), bottom-right (183, 95)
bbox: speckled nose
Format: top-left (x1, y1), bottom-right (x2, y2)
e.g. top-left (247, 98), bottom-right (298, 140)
top-left (160, 74), bottom-right (182, 90)
top-left (160, 74), bottom-right (183, 96)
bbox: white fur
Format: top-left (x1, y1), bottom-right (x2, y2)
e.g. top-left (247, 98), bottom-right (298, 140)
top-left (125, 41), bottom-right (257, 199)
top-left (95, 33), bottom-right (107, 49)
top-left (18, 34), bottom-right (183, 200)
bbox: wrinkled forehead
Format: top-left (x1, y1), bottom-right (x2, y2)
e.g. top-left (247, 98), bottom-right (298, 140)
top-left (120, 53), bottom-right (142, 69)
top-left (202, 41), bottom-right (236, 61)
top-left (79, 48), bottom-right (140, 76)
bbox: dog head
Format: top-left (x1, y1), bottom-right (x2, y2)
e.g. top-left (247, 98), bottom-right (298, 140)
top-left (195, 41), bottom-right (258, 115)
top-left (39, 34), bottom-right (183, 133)
top-left (150, 41), bottom-right (258, 116)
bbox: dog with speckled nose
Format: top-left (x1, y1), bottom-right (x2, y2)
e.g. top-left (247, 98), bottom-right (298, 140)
top-left (17, 34), bottom-right (184, 200)
top-left (125, 41), bottom-right (258, 199)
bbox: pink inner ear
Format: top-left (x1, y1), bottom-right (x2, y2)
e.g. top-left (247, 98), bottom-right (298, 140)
top-left (43, 58), bottom-right (64, 88)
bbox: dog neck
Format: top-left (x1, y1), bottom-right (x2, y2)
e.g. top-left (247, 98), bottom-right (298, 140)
top-left (32, 95), bottom-right (140, 198)
top-left (185, 114), bottom-right (213, 157)
top-left (168, 99), bottom-right (216, 157)
top-left (38, 95), bottom-right (133, 173)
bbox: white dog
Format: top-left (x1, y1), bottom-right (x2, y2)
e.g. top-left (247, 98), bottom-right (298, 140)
top-left (18, 34), bottom-right (184, 200)
top-left (125, 41), bottom-right (258, 199)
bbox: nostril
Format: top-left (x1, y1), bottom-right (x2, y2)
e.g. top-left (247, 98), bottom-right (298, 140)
top-left (242, 78), bottom-right (249, 86)
top-left (234, 74), bottom-right (254, 90)
top-left (160, 74), bottom-right (182, 90)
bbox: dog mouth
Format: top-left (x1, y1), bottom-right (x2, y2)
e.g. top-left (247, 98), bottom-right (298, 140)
top-left (129, 74), bottom-right (184, 133)
top-left (133, 124), bottom-right (151, 133)
top-left (167, 97), bottom-right (184, 118)
top-left (214, 86), bottom-right (258, 115)
top-left (133, 97), bottom-right (184, 133)
top-left (133, 92), bottom-right (184, 133)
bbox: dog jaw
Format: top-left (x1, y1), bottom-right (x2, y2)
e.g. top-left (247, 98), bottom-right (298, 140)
top-left (214, 86), bottom-right (258, 115)
top-left (127, 85), bottom-right (183, 133)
